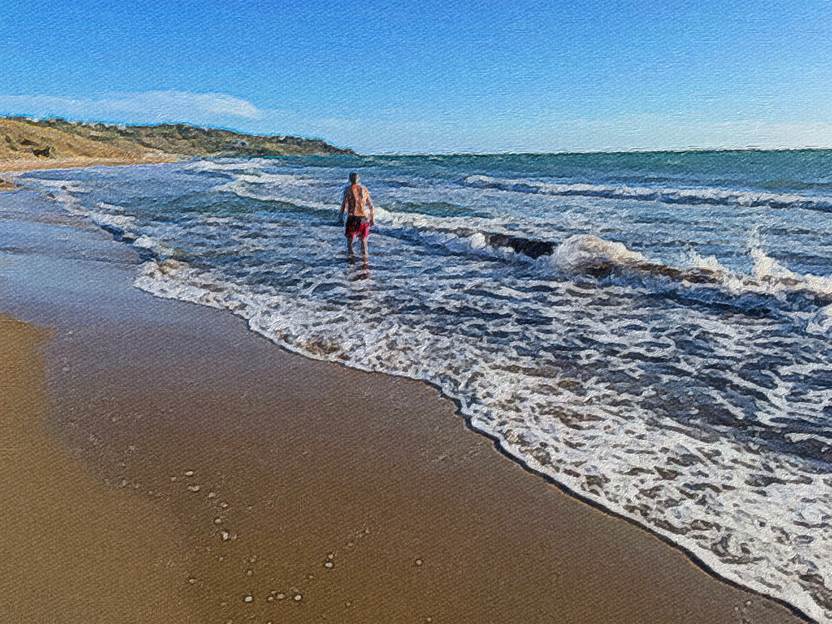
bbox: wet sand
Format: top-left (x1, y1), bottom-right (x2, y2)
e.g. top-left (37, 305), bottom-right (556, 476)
top-left (0, 187), bottom-right (812, 623)
top-left (0, 316), bottom-right (196, 623)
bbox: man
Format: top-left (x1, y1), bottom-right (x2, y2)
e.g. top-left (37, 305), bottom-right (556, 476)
top-left (339, 172), bottom-right (375, 257)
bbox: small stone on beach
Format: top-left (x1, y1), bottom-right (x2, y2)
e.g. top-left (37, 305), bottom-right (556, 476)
top-left (243, 594), bottom-right (253, 603)
top-left (187, 485), bottom-right (201, 492)
top-left (184, 470), bottom-right (194, 477)
top-left (293, 593), bottom-right (303, 602)
top-left (324, 561), bottom-right (334, 569)
top-left (220, 529), bottom-right (231, 541)
top-left (415, 558), bottom-right (423, 567)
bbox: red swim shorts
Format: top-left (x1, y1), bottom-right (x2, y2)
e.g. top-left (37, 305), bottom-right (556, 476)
top-left (345, 215), bottom-right (371, 240)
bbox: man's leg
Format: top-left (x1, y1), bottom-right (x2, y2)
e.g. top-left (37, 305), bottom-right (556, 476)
top-left (346, 235), bottom-right (354, 256)
top-left (361, 235), bottom-right (369, 257)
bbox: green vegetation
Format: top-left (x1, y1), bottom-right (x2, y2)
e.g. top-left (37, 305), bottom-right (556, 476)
top-left (0, 116), bottom-right (352, 162)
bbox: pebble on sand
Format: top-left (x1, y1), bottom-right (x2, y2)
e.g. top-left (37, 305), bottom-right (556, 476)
top-left (187, 485), bottom-right (201, 492)
top-left (415, 558), bottom-right (424, 567)
top-left (324, 561), bottom-right (334, 569)
top-left (276, 592), bottom-right (286, 601)
top-left (220, 529), bottom-right (231, 541)
top-left (184, 470), bottom-right (195, 477)
top-left (293, 593), bottom-right (303, 602)
top-left (207, 491), bottom-right (217, 499)
top-left (214, 517), bottom-right (223, 525)
top-left (243, 594), bottom-right (254, 604)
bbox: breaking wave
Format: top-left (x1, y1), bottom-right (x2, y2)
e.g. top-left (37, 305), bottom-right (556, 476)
top-left (464, 174), bottom-right (832, 213)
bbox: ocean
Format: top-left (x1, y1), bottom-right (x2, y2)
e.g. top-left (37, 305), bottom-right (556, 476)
top-left (20, 150), bottom-right (832, 622)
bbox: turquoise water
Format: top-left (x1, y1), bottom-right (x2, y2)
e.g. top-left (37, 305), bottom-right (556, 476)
top-left (23, 149), bottom-right (832, 622)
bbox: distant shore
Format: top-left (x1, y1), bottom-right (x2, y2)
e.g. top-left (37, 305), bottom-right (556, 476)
top-left (0, 181), bottom-right (812, 623)
top-left (0, 115), bottom-right (351, 190)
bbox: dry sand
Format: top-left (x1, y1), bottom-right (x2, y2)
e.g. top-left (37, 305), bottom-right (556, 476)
top-left (0, 185), bottom-right (813, 624)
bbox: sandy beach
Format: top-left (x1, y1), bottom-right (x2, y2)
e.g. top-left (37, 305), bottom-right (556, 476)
top-left (0, 155), bottom-right (178, 190)
top-left (0, 180), bottom-right (813, 623)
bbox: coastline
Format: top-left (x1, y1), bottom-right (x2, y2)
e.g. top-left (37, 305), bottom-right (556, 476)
top-left (0, 181), bottom-right (814, 623)
top-left (0, 155), bottom-right (180, 189)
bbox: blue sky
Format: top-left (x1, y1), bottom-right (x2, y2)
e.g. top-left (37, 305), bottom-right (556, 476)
top-left (2, 0), bottom-right (831, 153)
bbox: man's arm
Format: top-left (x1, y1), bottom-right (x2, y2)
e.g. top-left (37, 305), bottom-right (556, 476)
top-left (365, 188), bottom-right (375, 224)
top-left (339, 186), bottom-right (348, 220)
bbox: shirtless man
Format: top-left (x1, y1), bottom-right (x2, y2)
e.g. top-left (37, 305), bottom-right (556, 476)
top-left (338, 172), bottom-right (375, 257)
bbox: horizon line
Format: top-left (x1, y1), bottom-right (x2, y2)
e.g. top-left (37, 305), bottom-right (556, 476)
top-left (5, 114), bottom-right (832, 157)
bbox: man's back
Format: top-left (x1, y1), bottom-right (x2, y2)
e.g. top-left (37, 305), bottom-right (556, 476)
top-left (343, 183), bottom-right (369, 218)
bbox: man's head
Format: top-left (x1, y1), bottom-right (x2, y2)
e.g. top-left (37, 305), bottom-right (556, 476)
top-left (349, 172), bottom-right (360, 184)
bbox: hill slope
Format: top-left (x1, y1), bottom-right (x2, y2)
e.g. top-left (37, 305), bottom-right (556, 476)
top-left (0, 117), bottom-right (352, 165)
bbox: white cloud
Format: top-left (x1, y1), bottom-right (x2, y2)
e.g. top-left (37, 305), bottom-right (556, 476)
top-left (0, 90), bottom-right (263, 124)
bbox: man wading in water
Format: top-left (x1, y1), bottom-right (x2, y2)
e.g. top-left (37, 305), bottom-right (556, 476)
top-left (339, 172), bottom-right (375, 257)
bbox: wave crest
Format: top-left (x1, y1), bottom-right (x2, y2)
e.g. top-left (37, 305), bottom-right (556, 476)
top-left (464, 174), bottom-right (832, 213)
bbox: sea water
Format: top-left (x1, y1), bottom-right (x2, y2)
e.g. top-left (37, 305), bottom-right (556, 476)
top-left (21, 150), bottom-right (832, 622)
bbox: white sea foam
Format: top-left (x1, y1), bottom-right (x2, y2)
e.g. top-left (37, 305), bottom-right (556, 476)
top-left (184, 158), bottom-right (271, 173)
top-left (550, 234), bottom-right (650, 272)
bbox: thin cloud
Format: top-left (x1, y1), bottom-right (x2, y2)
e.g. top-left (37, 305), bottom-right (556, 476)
top-left (0, 90), bottom-right (263, 124)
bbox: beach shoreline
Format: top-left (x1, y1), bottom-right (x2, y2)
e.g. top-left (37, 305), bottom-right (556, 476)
top-left (0, 180), bottom-right (815, 623)
top-left (0, 155), bottom-right (180, 190)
